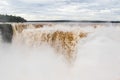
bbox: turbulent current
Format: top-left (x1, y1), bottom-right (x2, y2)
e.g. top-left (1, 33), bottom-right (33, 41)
top-left (0, 22), bottom-right (120, 80)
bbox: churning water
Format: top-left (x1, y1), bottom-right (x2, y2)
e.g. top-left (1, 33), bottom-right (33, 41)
top-left (0, 22), bottom-right (120, 80)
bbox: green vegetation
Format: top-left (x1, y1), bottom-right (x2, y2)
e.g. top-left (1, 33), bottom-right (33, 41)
top-left (0, 14), bottom-right (27, 22)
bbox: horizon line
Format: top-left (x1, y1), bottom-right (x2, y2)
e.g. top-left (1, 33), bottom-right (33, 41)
top-left (27, 20), bottom-right (120, 23)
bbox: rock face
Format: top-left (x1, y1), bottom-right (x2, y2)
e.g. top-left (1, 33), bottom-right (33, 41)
top-left (0, 24), bottom-right (13, 43)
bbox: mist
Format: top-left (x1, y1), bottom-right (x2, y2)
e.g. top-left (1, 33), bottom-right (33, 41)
top-left (0, 23), bottom-right (120, 80)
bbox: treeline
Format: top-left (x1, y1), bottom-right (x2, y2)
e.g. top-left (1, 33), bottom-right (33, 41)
top-left (0, 14), bottom-right (27, 22)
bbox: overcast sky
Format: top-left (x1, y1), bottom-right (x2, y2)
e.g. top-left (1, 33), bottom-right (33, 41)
top-left (0, 0), bottom-right (120, 20)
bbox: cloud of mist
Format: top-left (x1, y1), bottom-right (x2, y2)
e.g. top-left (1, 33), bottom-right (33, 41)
top-left (0, 25), bottom-right (120, 80)
top-left (0, 44), bottom-right (72, 80)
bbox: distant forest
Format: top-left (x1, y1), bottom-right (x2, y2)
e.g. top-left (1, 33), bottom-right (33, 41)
top-left (0, 14), bottom-right (27, 22)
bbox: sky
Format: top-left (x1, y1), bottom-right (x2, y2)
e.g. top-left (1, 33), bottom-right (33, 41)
top-left (0, 0), bottom-right (120, 20)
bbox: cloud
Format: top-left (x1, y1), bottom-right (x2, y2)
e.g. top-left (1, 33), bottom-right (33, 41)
top-left (21, 0), bottom-right (66, 3)
top-left (0, 0), bottom-right (120, 20)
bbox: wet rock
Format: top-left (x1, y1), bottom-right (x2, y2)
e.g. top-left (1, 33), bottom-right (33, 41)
top-left (0, 24), bottom-right (13, 43)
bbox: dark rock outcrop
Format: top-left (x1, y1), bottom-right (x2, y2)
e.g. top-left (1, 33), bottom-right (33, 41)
top-left (0, 24), bottom-right (13, 43)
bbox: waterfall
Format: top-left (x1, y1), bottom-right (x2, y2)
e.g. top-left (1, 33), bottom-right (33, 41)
top-left (11, 23), bottom-right (88, 63)
top-left (0, 22), bottom-right (120, 80)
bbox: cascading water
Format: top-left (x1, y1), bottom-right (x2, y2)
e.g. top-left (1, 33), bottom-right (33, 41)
top-left (0, 22), bottom-right (120, 80)
top-left (11, 23), bottom-right (88, 63)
